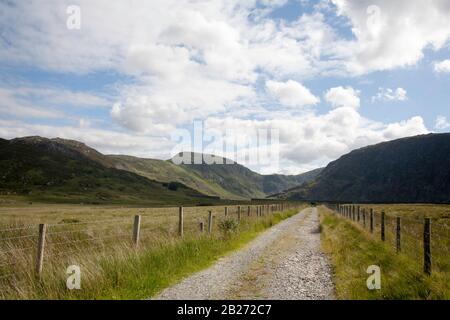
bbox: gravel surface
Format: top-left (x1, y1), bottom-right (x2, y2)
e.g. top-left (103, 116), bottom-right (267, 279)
top-left (154, 208), bottom-right (335, 300)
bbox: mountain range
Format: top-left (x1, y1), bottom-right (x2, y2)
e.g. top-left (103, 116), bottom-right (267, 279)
top-left (0, 136), bottom-right (321, 204)
top-left (2, 133), bottom-right (449, 205)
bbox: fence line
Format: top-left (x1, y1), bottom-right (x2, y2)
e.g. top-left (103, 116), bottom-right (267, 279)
top-left (329, 203), bottom-right (450, 276)
top-left (0, 202), bottom-right (302, 282)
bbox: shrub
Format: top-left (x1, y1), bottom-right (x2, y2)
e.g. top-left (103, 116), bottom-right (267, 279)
top-left (218, 218), bottom-right (239, 239)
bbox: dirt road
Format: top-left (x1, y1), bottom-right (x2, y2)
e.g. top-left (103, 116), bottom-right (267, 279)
top-left (155, 207), bottom-right (334, 300)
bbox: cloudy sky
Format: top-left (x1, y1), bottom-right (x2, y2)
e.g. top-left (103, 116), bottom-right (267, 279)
top-left (1, 0), bottom-right (450, 174)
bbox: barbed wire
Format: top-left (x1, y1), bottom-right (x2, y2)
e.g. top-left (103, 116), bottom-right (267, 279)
top-left (46, 223), bottom-right (133, 236)
top-left (0, 246), bottom-right (35, 255)
top-left (0, 224), bottom-right (38, 233)
top-left (47, 233), bottom-right (131, 246)
top-left (0, 234), bottom-right (37, 242)
top-left (47, 217), bottom-right (134, 228)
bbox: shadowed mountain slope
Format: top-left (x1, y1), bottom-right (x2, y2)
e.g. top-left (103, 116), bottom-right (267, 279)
top-left (278, 133), bottom-right (450, 203)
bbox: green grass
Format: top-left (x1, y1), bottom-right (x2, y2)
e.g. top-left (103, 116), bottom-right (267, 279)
top-left (1, 208), bottom-right (300, 299)
top-left (319, 206), bottom-right (449, 300)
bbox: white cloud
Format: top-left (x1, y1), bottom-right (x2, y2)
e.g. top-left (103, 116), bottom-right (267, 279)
top-left (266, 80), bottom-right (319, 107)
top-left (325, 86), bottom-right (360, 109)
top-left (204, 109), bottom-right (428, 174)
top-left (372, 87), bottom-right (407, 102)
top-left (0, 88), bottom-right (66, 120)
top-left (0, 1), bottom-right (442, 174)
top-left (0, 1), bottom-right (346, 133)
top-left (435, 116), bottom-right (450, 130)
top-left (12, 87), bottom-right (110, 108)
top-left (434, 59), bottom-right (450, 73)
top-left (382, 116), bottom-right (427, 139)
top-left (331, 0), bottom-right (450, 75)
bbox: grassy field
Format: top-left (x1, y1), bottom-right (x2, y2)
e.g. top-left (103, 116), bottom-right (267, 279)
top-left (319, 205), bottom-right (450, 299)
top-left (0, 201), bottom-right (303, 299)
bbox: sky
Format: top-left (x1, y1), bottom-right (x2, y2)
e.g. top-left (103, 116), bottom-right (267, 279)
top-left (0, 0), bottom-right (450, 174)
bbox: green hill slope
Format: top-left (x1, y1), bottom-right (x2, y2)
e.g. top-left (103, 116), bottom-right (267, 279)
top-left (109, 155), bottom-right (240, 200)
top-left (111, 152), bottom-right (322, 200)
top-left (0, 137), bottom-right (217, 205)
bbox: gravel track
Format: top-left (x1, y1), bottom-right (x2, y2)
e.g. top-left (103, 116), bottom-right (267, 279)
top-left (154, 207), bottom-right (334, 300)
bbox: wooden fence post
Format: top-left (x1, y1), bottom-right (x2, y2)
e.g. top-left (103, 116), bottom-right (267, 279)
top-left (396, 217), bottom-right (401, 253)
top-left (133, 215), bottom-right (141, 247)
top-left (423, 218), bottom-right (432, 275)
top-left (225, 207), bottom-right (228, 217)
top-left (370, 209), bottom-right (374, 233)
top-left (381, 211), bottom-right (385, 241)
top-left (363, 209), bottom-right (366, 228)
top-left (36, 223), bottom-right (46, 279)
top-left (352, 205), bottom-right (355, 221)
top-left (357, 206), bottom-right (360, 222)
top-left (200, 221), bottom-right (204, 233)
top-left (208, 211), bottom-right (213, 234)
top-left (178, 207), bottom-right (184, 237)
top-left (238, 206), bottom-right (241, 221)
top-left (248, 206), bottom-right (251, 217)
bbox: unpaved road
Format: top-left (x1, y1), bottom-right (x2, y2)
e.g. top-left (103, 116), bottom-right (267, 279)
top-left (155, 208), bottom-right (334, 300)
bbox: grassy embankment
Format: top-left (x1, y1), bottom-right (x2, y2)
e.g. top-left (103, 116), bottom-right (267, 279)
top-left (0, 203), bottom-right (303, 299)
top-left (319, 205), bottom-right (449, 299)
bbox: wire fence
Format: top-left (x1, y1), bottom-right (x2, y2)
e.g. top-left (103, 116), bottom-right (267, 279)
top-left (327, 204), bottom-right (450, 275)
top-left (0, 202), bottom-right (301, 287)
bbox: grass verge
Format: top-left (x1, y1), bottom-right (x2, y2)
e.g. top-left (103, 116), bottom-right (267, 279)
top-left (319, 206), bottom-right (449, 300)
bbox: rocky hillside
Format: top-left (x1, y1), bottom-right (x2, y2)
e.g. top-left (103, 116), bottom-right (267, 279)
top-left (279, 133), bottom-right (450, 203)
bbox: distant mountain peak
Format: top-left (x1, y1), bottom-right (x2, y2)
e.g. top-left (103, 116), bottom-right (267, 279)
top-left (9, 136), bottom-right (115, 168)
top-left (170, 151), bottom-right (235, 165)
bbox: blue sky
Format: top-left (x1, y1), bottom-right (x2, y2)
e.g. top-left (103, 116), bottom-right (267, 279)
top-left (0, 0), bottom-right (449, 174)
